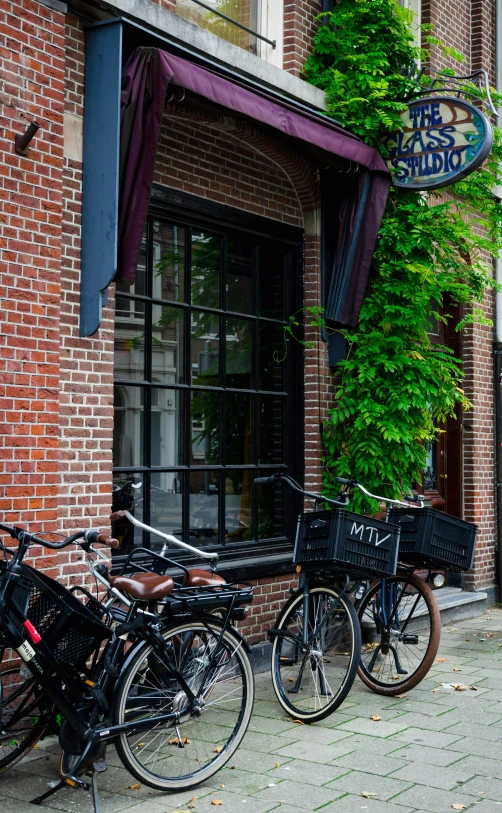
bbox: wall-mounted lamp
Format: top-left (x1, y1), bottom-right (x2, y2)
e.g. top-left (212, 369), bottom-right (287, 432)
top-left (15, 121), bottom-right (40, 156)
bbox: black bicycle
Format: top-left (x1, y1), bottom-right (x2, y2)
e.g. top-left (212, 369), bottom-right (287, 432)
top-left (0, 519), bottom-right (254, 811)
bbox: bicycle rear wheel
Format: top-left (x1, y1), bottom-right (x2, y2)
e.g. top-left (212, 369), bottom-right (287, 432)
top-left (271, 586), bottom-right (361, 723)
top-left (358, 571), bottom-right (440, 695)
top-left (0, 657), bottom-right (52, 774)
top-left (113, 620), bottom-right (254, 791)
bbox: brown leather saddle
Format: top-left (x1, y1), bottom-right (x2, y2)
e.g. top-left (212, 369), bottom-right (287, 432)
top-left (109, 568), bottom-right (226, 601)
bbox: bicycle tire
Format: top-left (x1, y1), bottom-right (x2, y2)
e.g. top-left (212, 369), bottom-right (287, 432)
top-left (357, 571), bottom-right (440, 695)
top-left (271, 586), bottom-right (361, 723)
top-left (0, 658), bottom-right (52, 774)
top-left (113, 619), bottom-right (254, 791)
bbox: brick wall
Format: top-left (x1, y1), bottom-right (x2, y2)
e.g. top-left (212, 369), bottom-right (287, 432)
top-left (283, 0), bottom-right (322, 76)
top-left (0, 0), bottom-right (65, 581)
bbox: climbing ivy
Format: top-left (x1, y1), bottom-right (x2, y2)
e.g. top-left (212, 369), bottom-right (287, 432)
top-left (302, 0), bottom-right (502, 512)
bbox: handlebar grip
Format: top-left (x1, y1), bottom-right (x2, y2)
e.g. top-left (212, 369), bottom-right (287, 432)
top-left (96, 534), bottom-right (120, 549)
top-left (110, 511), bottom-right (127, 522)
top-left (336, 477), bottom-right (355, 486)
top-left (254, 476), bottom-right (276, 485)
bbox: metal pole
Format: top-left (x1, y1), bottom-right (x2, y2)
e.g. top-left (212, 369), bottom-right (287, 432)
top-left (189, 0), bottom-right (276, 48)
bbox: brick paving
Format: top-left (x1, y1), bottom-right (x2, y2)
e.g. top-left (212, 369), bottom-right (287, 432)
top-left (3, 608), bottom-right (502, 812)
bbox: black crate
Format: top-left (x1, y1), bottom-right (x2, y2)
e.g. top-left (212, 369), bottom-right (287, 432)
top-left (293, 509), bottom-right (400, 578)
top-left (387, 507), bottom-right (477, 572)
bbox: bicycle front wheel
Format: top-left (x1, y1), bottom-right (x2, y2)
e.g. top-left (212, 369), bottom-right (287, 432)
top-left (358, 571), bottom-right (440, 695)
top-left (0, 658), bottom-right (52, 774)
top-left (113, 620), bottom-right (254, 791)
top-left (271, 586), bottom-right (361, 723)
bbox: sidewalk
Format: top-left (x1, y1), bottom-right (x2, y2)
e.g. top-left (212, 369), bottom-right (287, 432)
top-left (3, 608), bottom-right (502, 813)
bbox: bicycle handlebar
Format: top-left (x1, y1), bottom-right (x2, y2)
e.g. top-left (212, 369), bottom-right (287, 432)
top-left (110, 510), bottom-right (219, 567)
top-left (0, 523), bottom-right (119, 551)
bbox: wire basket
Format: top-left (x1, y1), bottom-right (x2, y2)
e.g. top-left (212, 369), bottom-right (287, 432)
top-left (293, 509), bottom-right (400, 578)
top-left (0, 561), bottom-right (111, 666)
top-left (388, 507), bottom-right (477, 572)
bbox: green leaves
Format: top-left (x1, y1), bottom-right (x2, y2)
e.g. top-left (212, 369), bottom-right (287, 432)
top-left (302, 0), bottom-right (502, 511)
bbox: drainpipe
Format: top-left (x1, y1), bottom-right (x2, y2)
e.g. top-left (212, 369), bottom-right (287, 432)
top-left (495, 0), bottom-right (502, 600)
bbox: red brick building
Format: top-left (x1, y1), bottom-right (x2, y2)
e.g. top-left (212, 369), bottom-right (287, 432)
top-left (0, 0), bottom-right (499, 645)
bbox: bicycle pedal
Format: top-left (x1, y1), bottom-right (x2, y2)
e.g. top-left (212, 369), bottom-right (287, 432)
top-left (402, 635), bottom-right (419, 645)
top-left (65, 775), bottom-right (90, 790)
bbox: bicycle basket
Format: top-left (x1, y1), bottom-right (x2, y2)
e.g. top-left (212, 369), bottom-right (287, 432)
top-left (293, 509), bottom-right (400, 578)
top-left (0, 561), bottom-right (111, 665)
top-left (388, 507), bottom-right (477, 572)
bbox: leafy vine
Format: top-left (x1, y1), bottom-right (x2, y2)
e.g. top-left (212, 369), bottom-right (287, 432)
top-left (302, 0), bottom-right (502, 511)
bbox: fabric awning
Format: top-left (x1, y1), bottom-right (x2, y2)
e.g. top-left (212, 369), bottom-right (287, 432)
top-left (118, 47), bottom-right (391, 326)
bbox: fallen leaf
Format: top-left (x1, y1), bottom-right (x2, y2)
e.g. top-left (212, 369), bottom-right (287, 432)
top-left (267, 784), bottom-right (276, 788)
top-left (370, 715), bottom-right (382, 721)
top-left (453, 684), bottom-right (468, 692)
top-left (395, 693), bottom-right (408, 699)
top-left (230, 766), bottom-right (236, 770)
top-left (33, 745), bottom-right (40, 749)
top-left (126, 784), bottom-right (141, 791)
top-left (391, 674), bottom-right (400, 680)
top-left (451, 805), bottom-right (467, 811)
top-left (485, 632), bottom-right (493, 638)
top-left (275, 762), bottom-right (280, 768)
top-left (361, 792), bottom-right (378, 798)
top-left (465, 639), bottom-right (471, 642)
top-left (214, 747), bottom-right (223, 753)
top-left (168, 737), bottom-right (191, 746)
top-left (138, 742), bottom-right (146, 747)
top-left (211, 801), bottom-right (224, 806)
top-left (220, 785), bottom-right (225, 789)
top-left (168, 809), bottom-right (191, 813)
top-left (292, 719), bottom-right (305, 725)
top-left (436, 658), bottom-right (448, 663)
top-left (471, 685), bottom-right (478, 691)
top-left (453, 668), bottom-right (462, 673)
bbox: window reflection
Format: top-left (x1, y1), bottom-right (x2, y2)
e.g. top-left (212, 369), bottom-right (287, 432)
top-left (191, 391), bottom-right (220, 466)
top-left (226, 317), bottom-right (252, 388)
top-left (113, 385), bottom-right (144, 468)
top-left (191, 312), bottom-right (220, 386)
top-left (258, 397), bottom-right (284, 465)
top-left (111, 472), bottom-right (144, 551)
top-left (190, 471), bottom-right (219, 539)
top-left (226, 392), bottom-right (252, 465)
top-left (150, 472), bottom-right (183, 542)
top-left (257, 477), bottom-right (284, 540)
top-left (151, 305), bottom-right (185, 384)
top-left (225, 470), bottom-right (252, 542)
top-left (259, 322), bottom-right (285, 391)
top-left (114, 298), bottom-right (146, 381)
top-left (191, 231), bottom-right (221, 309)
top-left (176, 0), bottom-right (259, 54)
top-left (151, 388), bottom-right (183, 467)
top-left (226, 238), bottom-right (254, 314)
top-left (153, 222), bottom-right (185, 303)
top-left (259, 242), bottom-right (288, 319)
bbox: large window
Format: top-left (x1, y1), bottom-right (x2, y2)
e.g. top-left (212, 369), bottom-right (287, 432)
top-left (112, 194), bottom-right (302, 559)
top-left (175, 0), bottom-right (283, 67)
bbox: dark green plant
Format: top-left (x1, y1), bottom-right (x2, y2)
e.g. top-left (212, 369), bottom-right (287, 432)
top-left (303, 0), bottom-right (502, 512)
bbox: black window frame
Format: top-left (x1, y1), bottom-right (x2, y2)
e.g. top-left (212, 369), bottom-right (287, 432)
top-left (112, 187), bottom-right (304, 571)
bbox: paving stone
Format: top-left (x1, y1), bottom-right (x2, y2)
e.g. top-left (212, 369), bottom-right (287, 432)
top-left (276, 725), bottom-right (354, 745)
top-left (227, 748), bottom-right (293, 773)
top-left (459, 774), bottom-right (502, 801)
top-left (249, 716), bottom-right (300, 735)
top-left (267, 758), bottom-right (349, 786)
top-left (273, 740), bottom-right (354, 764)
top-left (332, 734), bottom-right (410, 756)
top-left (379, 700), bottom-right (449, 717)
top-left (389, 727), bottom-right (463, 749)
top-left (390, 785), bottom-right (480, 812)
top-left (390, 744), bottom-right (465, 766)
top-left (255, 778), bottom-right (341, 809)
top-left (175, 789), bottom-right (279, 813)
top-left (389, 760), bottom-right (474, 790)
top-left (310, 795), bottom-right (414, 813)
top-left (212, 765), bottom-right (274, 794)
top-left (243, 730), bottom-right (289, 752)
top-left (330, 749), bottom-right (409, 776)
top-left (326, 769), bottom-right (413, 801)
top-left (378, 712), bottom-right (458, 732)
top-left (449, 754), bottom-right (502, 780)
top-left (442, 721), bottom-right (502, 740)
top-left (444, 735), bottom-right (502, 758)
top-left (335, 718), bottom-right (410, 738)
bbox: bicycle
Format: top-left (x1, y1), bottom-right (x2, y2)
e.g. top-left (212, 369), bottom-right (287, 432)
top-left (0, 518), bottom-right (254, 811)
top-left (255, 474), bottom-right (440, 722)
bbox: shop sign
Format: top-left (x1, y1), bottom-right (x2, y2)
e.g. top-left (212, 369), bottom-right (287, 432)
top-left (382, 96), bottom-right (493, 190)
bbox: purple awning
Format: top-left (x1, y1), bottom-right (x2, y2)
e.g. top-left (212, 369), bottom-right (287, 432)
top-left (118, 47), bottom-right (391, 326)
